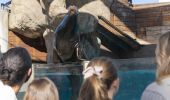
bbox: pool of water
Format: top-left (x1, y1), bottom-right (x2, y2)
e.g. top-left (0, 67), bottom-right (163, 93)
top-left (115, 70), bottom-right (155, 100)
top-left (17, 63), bottom-right (155, 100)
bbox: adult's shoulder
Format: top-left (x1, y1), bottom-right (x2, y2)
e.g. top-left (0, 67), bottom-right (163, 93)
top-left (0, 80), bottom-right (17, 100)
top-left (141, 80), bottom-right (170, 100)
top-left (141, 82), bottom-right (165, 100)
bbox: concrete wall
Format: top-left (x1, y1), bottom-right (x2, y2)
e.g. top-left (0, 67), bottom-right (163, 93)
top-left (134, 3), bottom-right (170, 44)
top-left (0, 9), bottom-right (8, 53)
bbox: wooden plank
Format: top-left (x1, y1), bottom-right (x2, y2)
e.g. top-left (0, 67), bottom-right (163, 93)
top-left (98, 16), bottom-right (140, 50)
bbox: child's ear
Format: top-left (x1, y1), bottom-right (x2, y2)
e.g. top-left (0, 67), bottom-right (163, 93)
top-left (112, 78), bottom-right (119, 93)
top-left (108, 78), bottom-right (120, 99)
top-left (28, 68), bottom-right (32, 77)
top-left (24, 68), bottom-right (32, 83)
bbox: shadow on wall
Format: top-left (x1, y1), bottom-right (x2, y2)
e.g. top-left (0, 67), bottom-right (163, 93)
top-left (119, 44), bottom-right (156, 58)
top-left (66, 0), bottom-right (95, 8)
top-left (12, 31), bottom-right (47, 52)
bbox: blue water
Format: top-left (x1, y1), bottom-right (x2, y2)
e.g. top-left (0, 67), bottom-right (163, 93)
top-left (115, 70), bottom-right (155, 100)
top-left (35, 69), bottom-right (155, 100)
top-left (18, 69), bottom-right (155, 100)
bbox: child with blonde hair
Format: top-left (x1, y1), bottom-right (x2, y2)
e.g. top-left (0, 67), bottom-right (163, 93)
top-left (24, 77), bottom-right (59, 100)
top-left (78, 57), bottom-right (119, 100)
top-left (141, 32), bottom-right (170, 100)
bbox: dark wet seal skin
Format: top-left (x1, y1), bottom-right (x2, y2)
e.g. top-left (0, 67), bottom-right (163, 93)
top-left (54, 6), bottom-right (78, 62)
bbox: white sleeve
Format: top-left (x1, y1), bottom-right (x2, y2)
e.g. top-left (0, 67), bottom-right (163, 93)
top-left (141, 89), bottom-right (165, 100)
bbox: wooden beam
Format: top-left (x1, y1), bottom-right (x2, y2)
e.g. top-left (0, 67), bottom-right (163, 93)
top-left (98, 16), bottom-right (140, 50)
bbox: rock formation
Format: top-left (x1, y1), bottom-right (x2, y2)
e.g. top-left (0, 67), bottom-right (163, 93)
top-left (9, 0), bottom-right (112, 63)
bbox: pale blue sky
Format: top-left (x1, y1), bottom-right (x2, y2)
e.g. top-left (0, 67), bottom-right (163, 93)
top-left (0, 0), bottom-right (159, 5)
top-left (133, 0), bottom-right (158, 4)
top-left (0, 0), bottom-right (10, 4)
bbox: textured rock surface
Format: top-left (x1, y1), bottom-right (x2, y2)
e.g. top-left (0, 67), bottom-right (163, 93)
top-left (9, 0), bottom-right (112, 37)
top-left (9, 0), bottom-right (47, 38)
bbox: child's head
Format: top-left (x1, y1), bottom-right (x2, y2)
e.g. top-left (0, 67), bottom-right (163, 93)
top-left (156, 32), bottom-right (170, 82)
top-left (0, 47), bottom-right (32, 87)
top-left (24, 77), bottom-right (59, 100)
top-left (79, 57), bottom-right (119, 100)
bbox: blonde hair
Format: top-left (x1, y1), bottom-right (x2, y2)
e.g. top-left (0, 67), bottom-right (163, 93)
top-left (78, 57), bottom-right (118, 100)
top-left (24, 77), bottom-right (59, 100)
top-left (156, 32), bottom-right (170, 83)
